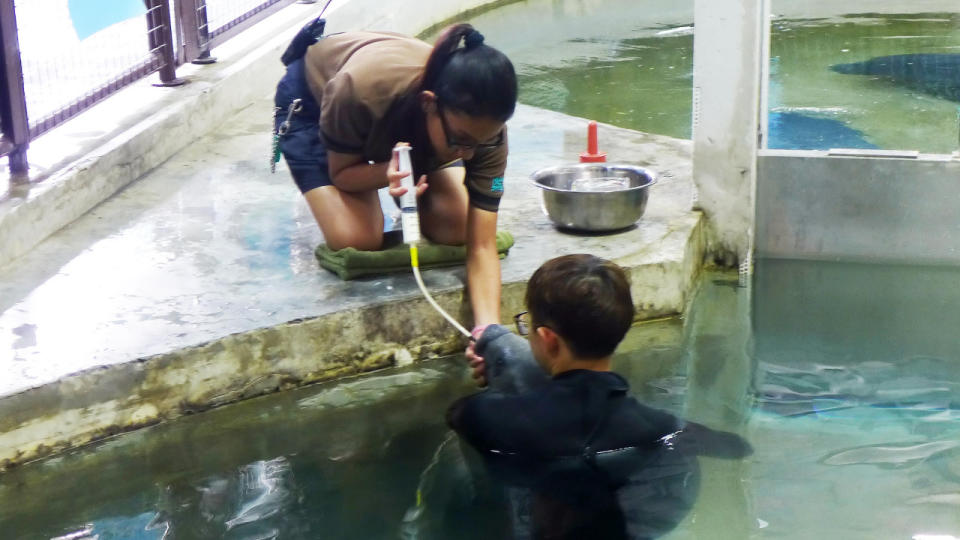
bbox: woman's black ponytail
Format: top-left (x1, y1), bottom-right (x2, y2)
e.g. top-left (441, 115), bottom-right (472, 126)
top-left (420, 24), bottom-right (517, 122)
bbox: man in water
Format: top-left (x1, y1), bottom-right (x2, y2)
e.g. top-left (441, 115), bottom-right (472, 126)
top-left (448, 254), bottom-right (751, 539)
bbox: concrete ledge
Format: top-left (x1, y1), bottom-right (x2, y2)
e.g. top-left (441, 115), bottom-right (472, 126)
top-left (1, 213), bottom-right (703, 469)
top-left (0, 294), bottom-right (469, 469)
top-left (0, 0), bottom-right (514, 269)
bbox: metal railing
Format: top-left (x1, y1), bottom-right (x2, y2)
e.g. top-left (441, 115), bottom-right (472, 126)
top-left (0, 0), bottom-right (29, 173)
top-left (1, 0), bottom-right (299, 175)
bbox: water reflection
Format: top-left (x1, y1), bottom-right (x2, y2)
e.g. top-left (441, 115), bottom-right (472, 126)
top-left (821, 440), bottom-right (960, 467)
top-left (137, 457), bottom-right (301, 539)
top-left (757, 356), bottom-right (959, 419)
top-left (3, 265), bottom-right (960, 539)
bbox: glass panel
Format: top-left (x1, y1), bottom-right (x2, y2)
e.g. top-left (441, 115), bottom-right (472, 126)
top-left (768, 2), bottom-right (960, 153)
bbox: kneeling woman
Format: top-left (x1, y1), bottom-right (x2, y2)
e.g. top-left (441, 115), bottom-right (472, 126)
top-left (274, 23), bottom-right (517, 333)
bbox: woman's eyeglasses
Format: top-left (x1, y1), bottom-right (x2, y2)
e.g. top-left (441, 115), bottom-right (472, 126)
top-left (513, 311), bottom-right (531, 336)
top-left (437, 104), bottom-right (504, 151)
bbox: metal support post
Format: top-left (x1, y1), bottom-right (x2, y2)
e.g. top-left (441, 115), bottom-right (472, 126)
top-left (0, 0), bottom-right (30, 175)
top-left (146, 0), bottom-right (187, 86)
top-left (176, 0), bottom-right (217, 65)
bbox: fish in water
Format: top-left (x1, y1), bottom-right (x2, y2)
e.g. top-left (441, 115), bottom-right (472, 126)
top-left (821, 440), bottom-right (960, 468)
top-left (906, 492), bottom-right (960, 506)
top-left (830, 53), bottom-right (960, 102)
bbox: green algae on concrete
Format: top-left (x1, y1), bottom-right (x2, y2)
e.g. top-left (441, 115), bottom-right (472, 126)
top-left (0, 296), bottom-right (471, 470)
top-left (0, 321), bottom-right (686, 538)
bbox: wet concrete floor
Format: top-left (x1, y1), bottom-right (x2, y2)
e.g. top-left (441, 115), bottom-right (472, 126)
top-left (0, 94), bottom-right (700, 467)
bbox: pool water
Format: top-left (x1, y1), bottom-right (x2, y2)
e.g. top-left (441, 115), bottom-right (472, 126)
top-left (453, 0), bottom-right (960, 153)
top-left (2, 260), bottom-right (959, 539)
top-left (442, 0), bottom-right (695, 142)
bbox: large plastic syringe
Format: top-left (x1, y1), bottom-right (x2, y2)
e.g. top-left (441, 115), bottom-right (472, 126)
top-left (396, 145), bottom-right (421, 245)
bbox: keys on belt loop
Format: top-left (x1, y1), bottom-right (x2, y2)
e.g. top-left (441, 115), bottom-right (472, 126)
top-left (270, 106), bottom-right (282, 173)
top-left (271, 99), bottom-right (304, 173)
top-left (278, 98), bottom-right (303, 136)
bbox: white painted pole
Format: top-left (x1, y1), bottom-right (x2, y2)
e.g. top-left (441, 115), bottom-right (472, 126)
top-left (691, 0), bottom-right (768, 266)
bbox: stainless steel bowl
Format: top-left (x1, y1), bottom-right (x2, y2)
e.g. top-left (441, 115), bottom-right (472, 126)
top-left (531, 163), bottom-right (656, 232)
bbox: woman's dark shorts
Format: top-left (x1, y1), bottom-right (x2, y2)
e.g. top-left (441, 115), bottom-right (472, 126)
top-left (274, 58), bottom-right (330, 194)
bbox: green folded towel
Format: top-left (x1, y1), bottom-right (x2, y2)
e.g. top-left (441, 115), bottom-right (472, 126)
top-left (316, 230), bottom-right (515, 280)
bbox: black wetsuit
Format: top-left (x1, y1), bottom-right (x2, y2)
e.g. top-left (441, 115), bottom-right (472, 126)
top-left (445, 326), bottom-right (750, 539)
top-left (447, 370), bottom-right (693, 540)
top-left (448, 370), bottom-right (679, 463)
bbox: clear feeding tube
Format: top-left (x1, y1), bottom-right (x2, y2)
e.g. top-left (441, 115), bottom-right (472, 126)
top-left (394, 145), bottom-right (472, 339)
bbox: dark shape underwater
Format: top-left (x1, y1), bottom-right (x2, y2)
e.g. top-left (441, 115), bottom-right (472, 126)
top-left (830, 53), bottom-right (960, 102)
top-left (767, 111), bottom-right (876, 150)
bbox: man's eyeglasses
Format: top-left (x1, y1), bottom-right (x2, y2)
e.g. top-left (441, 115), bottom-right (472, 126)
top-left (514, 311), bottom-right (531, 336)
top-left (437, 104), bottom-right (504, 151)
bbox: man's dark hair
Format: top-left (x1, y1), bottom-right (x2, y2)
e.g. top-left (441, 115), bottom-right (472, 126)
top-left (420, 23), bottom-right (517, 121)
top-left (525, 254), bottom-right (634, 358)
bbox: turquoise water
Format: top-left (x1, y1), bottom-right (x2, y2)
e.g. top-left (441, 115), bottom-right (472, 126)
top-left (68, 0), bottom-right (144, 40)
top-left (1, 260), bottom-right (959, 538)
top-left (456, 1), bottom-right (960, 153)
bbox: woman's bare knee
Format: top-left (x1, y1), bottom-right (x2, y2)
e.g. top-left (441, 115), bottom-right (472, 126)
top-left (303, 186), bottom-right (384, 251)
top-left (423, 214), bottom-right (466, 245)
top-left (419, 184), bottom-right (468, 245)
top-left (323, 225), bottom-right (383, 251)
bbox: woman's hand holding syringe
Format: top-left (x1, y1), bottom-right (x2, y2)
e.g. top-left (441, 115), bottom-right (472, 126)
top-left (387, 142), bottom-right (428, 199)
